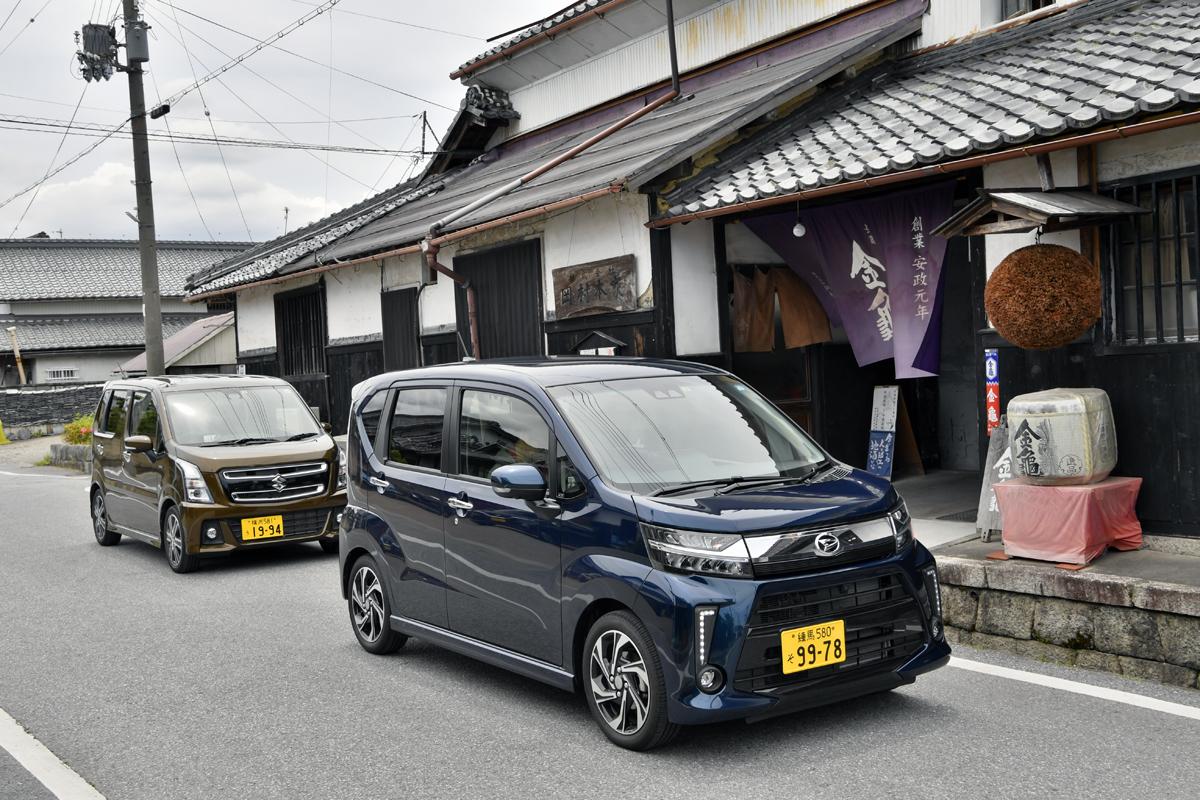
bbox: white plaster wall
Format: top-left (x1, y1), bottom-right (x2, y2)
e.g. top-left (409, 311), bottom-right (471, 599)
top-left (982, 150), bottom-right (1081, 279)
top-left (235, 275), bottom-right (318, 354)
top-left (670, 219), bottom-right (721, 355)
top-left (382, 247), bottom-right (460, 334)
top-left (539, 192), bottom-right (653, 319)
top-left (33, 352), bottom-right (131, 383)
top-left (325, 263), bottom-right (383, 342)
top-left (1098, 124), bottom-right (1200, 183)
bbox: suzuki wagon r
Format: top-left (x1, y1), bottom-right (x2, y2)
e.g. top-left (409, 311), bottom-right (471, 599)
top-left (338, 359), bottom-right (948, 749)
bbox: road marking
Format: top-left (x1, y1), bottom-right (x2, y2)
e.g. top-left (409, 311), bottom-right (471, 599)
top-left (950, 656), bottom-right (1200, 722)
top-left (0, 708), bottom-right (105, 799)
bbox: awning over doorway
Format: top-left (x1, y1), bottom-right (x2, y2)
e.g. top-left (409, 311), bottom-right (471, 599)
top-left (932, 189), bottom-right (1150, 238)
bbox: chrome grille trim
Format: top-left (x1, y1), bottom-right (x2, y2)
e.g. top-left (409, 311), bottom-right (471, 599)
top-left (219, 461), bottom-right (330, 504)
top-left (221, 462), bottom-right (328, 482)
top-left (229, 485), bottom-right (325, 503)
top-left (743, 517), bottom-right (896, 573)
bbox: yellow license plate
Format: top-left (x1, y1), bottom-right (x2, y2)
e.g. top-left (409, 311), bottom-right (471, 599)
top-left (780, 619), bottom-right (846, 674)
top-left (241, 515), bottom-right (284, 541)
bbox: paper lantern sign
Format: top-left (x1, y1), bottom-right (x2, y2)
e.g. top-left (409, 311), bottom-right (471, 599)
top-left (984, 244), bottom-right (1100, 350)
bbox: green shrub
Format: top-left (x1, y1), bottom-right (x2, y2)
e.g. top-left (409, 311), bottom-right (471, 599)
top-left (0, 421), bottom-right (9, 445)
top-left (63, 414), bottom-right (95, 445)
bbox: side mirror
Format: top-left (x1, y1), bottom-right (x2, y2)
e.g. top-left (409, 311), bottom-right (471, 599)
top-left (322, 422), bottom-right (332, 433)
top-left (125, 434), bottom-right (153, 453)
top-left (490, 464), bottom-right (547, 501)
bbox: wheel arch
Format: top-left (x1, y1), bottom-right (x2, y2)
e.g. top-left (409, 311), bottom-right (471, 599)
top-left (342, 546), bottom-right (372, 599)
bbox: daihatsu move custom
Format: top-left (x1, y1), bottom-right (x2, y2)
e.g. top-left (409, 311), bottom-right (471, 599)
top-left (338, 359), bottom-right (948, 750)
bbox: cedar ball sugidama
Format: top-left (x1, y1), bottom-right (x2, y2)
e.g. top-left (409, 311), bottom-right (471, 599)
top-left (984, 244), bottom-right (1101, 350)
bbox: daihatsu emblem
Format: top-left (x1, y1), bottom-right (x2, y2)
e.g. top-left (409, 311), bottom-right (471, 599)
top-left (271, 474), bottom-right (287, 492)
top-left (813, 531), bottom-right (843, 557)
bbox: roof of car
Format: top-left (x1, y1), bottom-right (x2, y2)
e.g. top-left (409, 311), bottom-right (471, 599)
top-left (364, 357), bottom-right (729, 394)
top-left (104, 374), bottom-right (294, 393)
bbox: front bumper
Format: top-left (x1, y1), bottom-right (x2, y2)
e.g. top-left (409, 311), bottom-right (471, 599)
top-left (636, 540), bottom-right (950, 725)
top-left (179, 491), bottom-right (346, 555)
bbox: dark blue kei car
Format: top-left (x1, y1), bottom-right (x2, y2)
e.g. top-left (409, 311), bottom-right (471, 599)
top-left (338, 358), bottom-right (949, 750)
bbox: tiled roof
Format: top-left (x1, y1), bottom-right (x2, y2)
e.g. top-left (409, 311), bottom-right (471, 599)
top-left (453, 0), bottom-right (619, 78)
top-left (185, 178), bottom-right (434, 297)
top-left (663, 0), bottom-right (1200, 218)
top-left (0, 239), bottom-right (250, 301)
top-left (0, 314), bottom-right (205, 354)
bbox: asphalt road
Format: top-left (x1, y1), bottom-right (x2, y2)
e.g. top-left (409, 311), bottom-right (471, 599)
top-left (1, 466), bottom-right (1198, 800)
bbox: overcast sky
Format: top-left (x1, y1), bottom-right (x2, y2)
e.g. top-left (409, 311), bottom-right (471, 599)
top-left (0, 0), bottom-right (550, 242)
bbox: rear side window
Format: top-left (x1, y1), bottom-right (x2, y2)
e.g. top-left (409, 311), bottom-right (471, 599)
top-left (359, 390), bottom-right (388, 454)
top-left (103, 391), bottom-right (129, 436)
top-left (94, 391), bottom-right (112, 433)
top-left (128, 391), bottom-right (160, 444)
top-left (458, 390), bottom-right (549, 480)
top-left (386, 388), bottom-right (447, 470)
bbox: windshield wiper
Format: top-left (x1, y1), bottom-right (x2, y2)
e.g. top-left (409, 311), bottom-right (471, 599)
top-left (713, 476), bottom-right (809, 495)
top-left (649, 477), bottom-right (749, 497)
top-left (200, 437), bottom-right (279, 447)
top-left (284, 432), bottom-right (321, 441)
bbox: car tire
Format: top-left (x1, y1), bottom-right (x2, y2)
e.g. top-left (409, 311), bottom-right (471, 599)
top-left (318, 537), bottom-right (339, 555)
top-left (582, 610), bottom-right (679, 751)
top-left (162, 506), bottom-right (198, 574)
top-left (91, 489), bottom-right (121, 546)
top-left (348, 555), bottom-right (406, 655)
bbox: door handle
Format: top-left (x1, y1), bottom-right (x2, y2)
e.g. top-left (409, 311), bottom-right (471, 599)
top-left (447, 497), bottom-right (474, 511)
top-left (95, 444), bottom-right (103, 454)
top-left (367, 476), bottom-right (389, 493)
top-left (122, 451), bottom-right (131, 463)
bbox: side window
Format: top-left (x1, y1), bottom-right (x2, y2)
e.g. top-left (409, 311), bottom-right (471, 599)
top-left (128, 392), bottom-right (160, 445)
top-left (359, 390), bottom-right (388, 456)
top-left (459, 390), bottom-right (549, 480)
top-left (94, 391), bottom-right (112, 434)
top-left (104, 391), bottom-right (129, 438)
top-left (386, 388), bottom-right (447, 470)
top-left (557, 445), bottom-right (585, 499)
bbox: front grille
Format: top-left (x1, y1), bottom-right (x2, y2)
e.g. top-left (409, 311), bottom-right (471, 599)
top-left (735, 572), bottom-right (926, 693)
top-left (752, 538), bottom-right (896, 576)
top-left (230, 507), bottom-right (338, 542)
top-left (219, 461), bottom-right (329, 503)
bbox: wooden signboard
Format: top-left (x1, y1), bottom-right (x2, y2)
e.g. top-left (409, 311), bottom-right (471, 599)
top-left (866, 386), bottom-right (899, 479)
top-left (552, 255), bottom-right (636, 319)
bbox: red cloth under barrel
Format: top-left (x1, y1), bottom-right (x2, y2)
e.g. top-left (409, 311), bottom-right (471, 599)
top-left (994, 476), bottom-right (1143, 565)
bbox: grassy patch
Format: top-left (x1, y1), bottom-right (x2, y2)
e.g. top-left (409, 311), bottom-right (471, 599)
top-left (34, 454), bottom-right (52, 467)
top-left (0, 421), bottom-right (9, 445)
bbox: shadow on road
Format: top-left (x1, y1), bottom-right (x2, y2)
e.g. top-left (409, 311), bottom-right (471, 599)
top-left (101, 535), bottom-right (336, 575)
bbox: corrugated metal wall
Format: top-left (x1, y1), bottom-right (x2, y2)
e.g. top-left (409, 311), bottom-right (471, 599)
top-left (381, 288), bottom-right (421, 371)
top-left (453, 240), bottom-right (544, 359)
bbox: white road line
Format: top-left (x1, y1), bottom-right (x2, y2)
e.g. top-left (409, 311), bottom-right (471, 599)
top-left (0, 470), bottom-right (85, 479)
top-left (0, 708), bottom-right (105, 800)
top-left (950, 656), bottom-right (1200, 722)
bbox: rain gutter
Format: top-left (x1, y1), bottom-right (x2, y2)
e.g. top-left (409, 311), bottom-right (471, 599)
top-left (648, 108), bottom-right (1200, 228)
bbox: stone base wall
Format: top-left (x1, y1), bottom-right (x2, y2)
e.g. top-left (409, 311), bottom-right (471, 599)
top-left (49, 443), bottom-right (93, 473)
top-left (940, 557), bottom-right (1200, 689)
top-left (0, 383), bottom-right (103, 432)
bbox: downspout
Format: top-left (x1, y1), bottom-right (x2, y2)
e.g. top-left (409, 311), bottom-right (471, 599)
top-left (422, 0), bottom-right (683, 359)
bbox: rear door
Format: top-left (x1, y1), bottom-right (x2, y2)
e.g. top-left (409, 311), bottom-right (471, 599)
top-left (442, 383), bottom-right (562, 665)
top-left (121, 390), bottom-right (165, 537)
top-left (93, 389), bottom-right (131, 529)
top-left (369, 383), bottom-right (453, 628)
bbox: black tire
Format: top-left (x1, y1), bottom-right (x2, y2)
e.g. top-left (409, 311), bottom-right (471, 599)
top-left (162, 505), bottom-right (199, 574)
top-left (91, 489), bottom-right (121, 546)
top-left (582, 610), bottom-right (679, 751)
top-left (348, 555), bottom-right (406, 655)
top-left (318, 537), bottom-right (339, 555)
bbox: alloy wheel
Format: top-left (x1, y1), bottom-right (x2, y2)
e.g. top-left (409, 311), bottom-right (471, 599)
top-left (351, 565), bottom-right (385, 643)
top-left (164, 513), bottom-right (184, 567)
top-left (589, 629), bottom-right (651, 736)
top-left (92, 493), bottom-right (107, 542)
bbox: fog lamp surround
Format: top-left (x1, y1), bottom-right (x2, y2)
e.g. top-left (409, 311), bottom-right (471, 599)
top-left (202, 524), bottom-right (222, 545)
top-left (889, 499), bottom-right (912, 552)
top-left (640, 524), bottom-right (752, 578)
top-left (697, 665), bottom-right (725, 694)
top-left (176, 458), bottom-right (213, 504)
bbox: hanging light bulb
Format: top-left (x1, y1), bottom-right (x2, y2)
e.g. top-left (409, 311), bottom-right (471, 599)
top-left (792, 200), bottom-right (805, 238)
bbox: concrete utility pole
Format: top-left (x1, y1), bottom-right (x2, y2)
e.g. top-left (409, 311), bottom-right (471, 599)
top-left (121, 0), bottom-right (164, 376)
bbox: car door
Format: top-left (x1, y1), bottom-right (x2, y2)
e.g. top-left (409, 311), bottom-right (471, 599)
top-left (368, 383), bottom-right (453, 629)
top-left (93, 389), bottom-right (132, 529)
top-left (121, 390), bottom-right (165, 536)
top-left (443, 384), bottom-right (562, 665)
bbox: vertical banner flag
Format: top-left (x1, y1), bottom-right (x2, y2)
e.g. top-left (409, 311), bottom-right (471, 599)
top-left (866, 385), bottom-right (899, 479)
top-left (984, 348), bottom-right (1000, 437)
top-left (800, 182), bottom-right (957, 378)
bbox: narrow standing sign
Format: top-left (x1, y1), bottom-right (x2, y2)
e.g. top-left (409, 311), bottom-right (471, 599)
top-left (985, 348), bottom-right (1001, 437)
top-left (866, 386), bottom-right (899, 479)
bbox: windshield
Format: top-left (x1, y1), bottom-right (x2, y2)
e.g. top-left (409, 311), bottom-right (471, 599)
top-left (163, 385), bottom-right (323, 446)
top-left (548, 375), bottom-right (827, 495)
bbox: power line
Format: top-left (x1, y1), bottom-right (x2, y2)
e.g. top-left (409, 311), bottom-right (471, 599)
top-left (8, 82), bottom-right (88, 237)
top-left (148, 66), bottom-right (213, 240)
top-left (282, 0), bottom-right (484, 41)
top-left (155, 1), bottom-right (457, 112)
top-left (0, 0), bottom-right (51, 59)
top-left (162, 0), bottom-right (250, 239)
top-left (0, 1), bottom-right (25, 38)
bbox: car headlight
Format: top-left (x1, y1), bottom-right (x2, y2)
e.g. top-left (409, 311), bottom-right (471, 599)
top-left (889, 499), bottom-right (912, 551)
top-left (176, 458), bottom-right (213, 504)
top-left (335, 451), bottom-right (347, 489)
top-left (640, 523), bottom-right (752, 578)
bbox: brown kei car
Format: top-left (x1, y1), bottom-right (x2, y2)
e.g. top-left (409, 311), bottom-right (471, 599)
top-left (88, 375), bottom-right (346, 573)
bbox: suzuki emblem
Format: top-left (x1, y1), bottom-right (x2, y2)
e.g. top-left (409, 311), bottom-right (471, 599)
top-left (813, 531), bottom-right (843, 557)
top-left (270, 474), bottom-right (287, 492)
